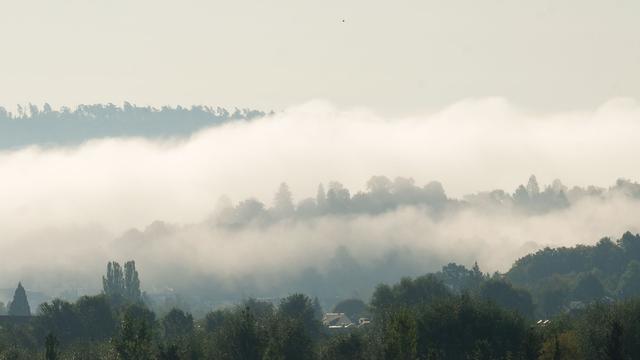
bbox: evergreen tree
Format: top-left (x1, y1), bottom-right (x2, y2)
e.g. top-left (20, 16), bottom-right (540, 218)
top-left (316, 184), bottom-right (327, 212)
top-left (8, 282), bottom-right (31, 316)
top-left (273, 182), bottom-right (294, 218)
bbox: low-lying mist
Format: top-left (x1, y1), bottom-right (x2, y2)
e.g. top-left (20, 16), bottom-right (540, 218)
top-left (2, 98), bottom-right (640, 307)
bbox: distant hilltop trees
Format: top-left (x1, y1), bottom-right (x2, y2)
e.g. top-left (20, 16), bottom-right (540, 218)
top-left (213, 175), bottom-right (640, 228)
top-left (0, 102), bottom-right (268, 148)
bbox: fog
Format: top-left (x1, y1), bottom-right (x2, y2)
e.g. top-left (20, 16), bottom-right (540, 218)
top-left (2, 98), bottom-right (640, 304)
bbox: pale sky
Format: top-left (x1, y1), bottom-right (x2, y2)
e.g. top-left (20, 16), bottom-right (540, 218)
top-left (1, 0), bottom-right (639, 113)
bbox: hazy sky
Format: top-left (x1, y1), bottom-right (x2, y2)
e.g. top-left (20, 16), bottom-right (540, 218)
top-left (1, 0), bottom-right (639, 113)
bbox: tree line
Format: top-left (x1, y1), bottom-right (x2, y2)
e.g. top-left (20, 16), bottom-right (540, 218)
top-left (2, 233), bottom-right (640, 359)
top-left (0, 103), bottom-right (267, 148)
top-left (214, 176), bottom-right (640, 227)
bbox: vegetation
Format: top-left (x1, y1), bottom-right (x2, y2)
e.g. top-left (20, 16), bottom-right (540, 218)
top-left (0, 103), bottom-right (267, 148)
top-left (8, 282), bottom-right (31, 316)
top-left (3, 233), bottom-right (640, 358)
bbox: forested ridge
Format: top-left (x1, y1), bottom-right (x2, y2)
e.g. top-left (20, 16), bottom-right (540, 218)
top-left (2, 232), bottom-right (640, 359)
top-left (0, 103), bottom-right (267, 148)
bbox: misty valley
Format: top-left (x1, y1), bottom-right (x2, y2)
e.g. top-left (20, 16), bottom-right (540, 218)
top-left (4, 0), bottom-right (640, 357)
top-left (2, 173), bottom-right (640, 359)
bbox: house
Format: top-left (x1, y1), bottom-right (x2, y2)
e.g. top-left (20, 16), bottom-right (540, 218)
top-left (322, 312), bottom-right (353, 329)
top-left (357, 317), bottom-right (371, 328)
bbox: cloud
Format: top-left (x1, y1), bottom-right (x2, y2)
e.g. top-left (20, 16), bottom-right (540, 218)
top-left (1, 98), bottom-right (640, 299)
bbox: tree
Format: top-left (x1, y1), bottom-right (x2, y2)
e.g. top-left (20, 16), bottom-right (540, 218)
top-left (573, 273), bottom-right (605, 302)
top-left (606, 320), bottom-right (623, 360)
top-left (204, 309), bottom-right (227, 333)
top-left (278, 294), bottom-right (321, 339)
top-left (210, 308), bottom-right (263, 360)
top-left (526, 175), bottom-right (540, 197)
top-left (162, 308), bottom-right (193, 341)
top-left (619, 231), bottom-right (640, 261)
top-left (539, 278), bottom-right (570, 317)
top-left (416, 295), bottom-right (537, 359)
top-left (241, 298), bottom-right (274, 321)
top-left (332, 299), bottom-right (367, 322)
top-left (312, 297), bottom-right (323, 321)
top-left (618, 260), bottom-right (640, 298)
top-left (382, 308), bottom-right (417, 360)
top-left (103, 262), bottom-right (125, 298)
top-left (8, 282), bottom-right (31, 316)
top-left (38, 299), bottom-right (82, 344)
top-left (326, 182), bottom-right (351, 213)
top-left (370, 275), bottom-right (450, 318)
top-left (273, 182), bottom-right (294, 218)
top-left (264, 317), bottom-right (313, 360)
top-left (113, 307), bottom-right (154, 360)
top-left (471, 261), bottom-right (485, 286)
top-left (478, 279), bottom-right (534, 317)
top-left (124, 261), bottom-right (142, 302)
top-left (316, 184), bottom-right (327, 212)
top-left (553, 335), bottom-right (561, 360)
top-left (158, 344), bottom-right (180, 360)
top-left (320, 333), bottom-right (366, 360)
top-left (513, 185), bottom-right (530, 207)
top-left (103, 261), bottom-right (142, 304)
top-left (44, 333), bottom-right (59, 360)
top-left (74, 294), bottom-right (116, 340)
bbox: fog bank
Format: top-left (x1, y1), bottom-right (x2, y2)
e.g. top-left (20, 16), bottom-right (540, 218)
top-left (2, 98), bottom-right (640, 300)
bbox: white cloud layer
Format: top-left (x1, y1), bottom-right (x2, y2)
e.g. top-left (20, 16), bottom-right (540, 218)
top-left (2, 98), bottom-right (640, 294)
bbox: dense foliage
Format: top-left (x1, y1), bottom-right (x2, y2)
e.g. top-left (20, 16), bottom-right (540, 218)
top-left (3, 233), bottom-right (640, 358)
top-left (507, 231), bottom-right (640, 316)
